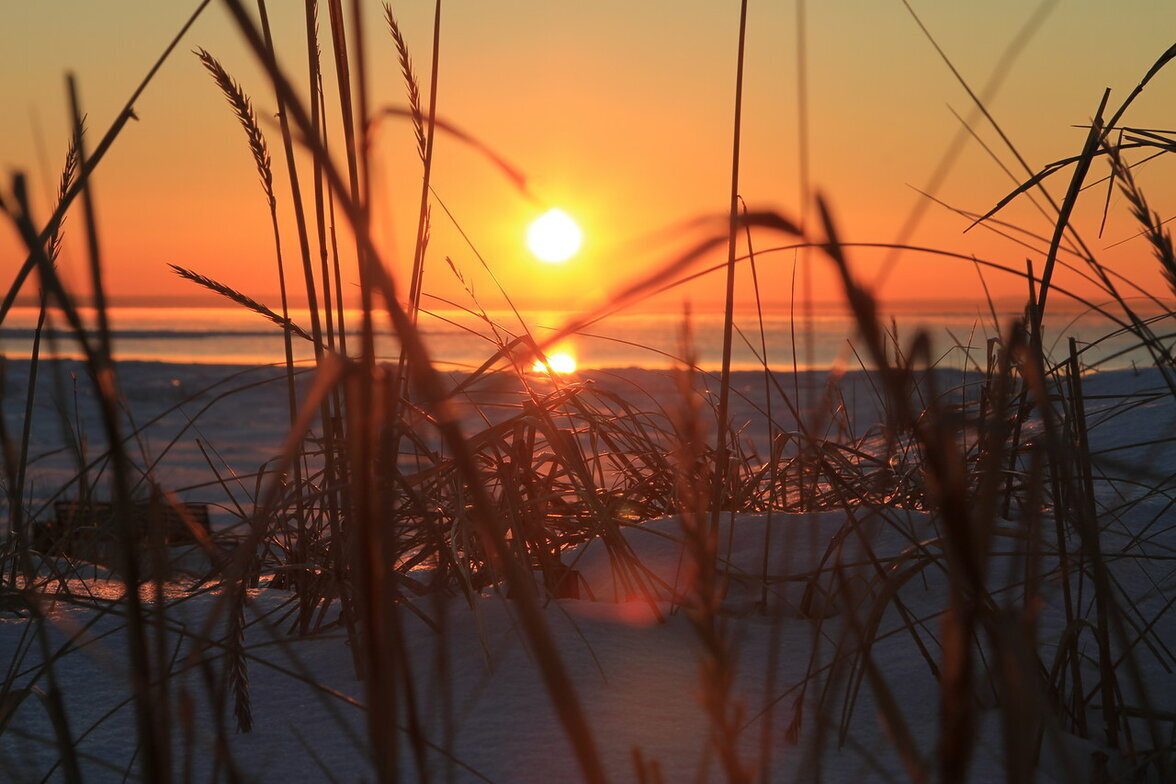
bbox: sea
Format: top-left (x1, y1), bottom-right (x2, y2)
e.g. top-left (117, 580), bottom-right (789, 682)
top-left (2, 302), bottom-right (1170, 372)
top-left (2, 302), bottom-right (1173, 532)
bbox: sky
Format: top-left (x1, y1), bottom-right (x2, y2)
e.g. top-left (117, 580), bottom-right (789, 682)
top-left (3, 1), bottom-right (1176, 316)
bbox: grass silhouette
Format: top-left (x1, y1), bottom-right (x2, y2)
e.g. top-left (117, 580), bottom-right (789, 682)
top-left (1, 3), bottom-right (1174, 782)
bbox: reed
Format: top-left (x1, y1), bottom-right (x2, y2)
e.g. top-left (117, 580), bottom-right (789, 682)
top-left (2, 4), bottom-right (1174, 783)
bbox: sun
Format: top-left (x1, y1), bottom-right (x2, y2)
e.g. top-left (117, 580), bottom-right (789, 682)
top-left (532, 351), bottom-right (577, 374)
top-left (526, 208), bottom-right (583, 263)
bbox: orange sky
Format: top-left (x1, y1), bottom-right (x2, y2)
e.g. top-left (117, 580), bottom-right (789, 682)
top-left (4, 1), bottom-right (1176, 316)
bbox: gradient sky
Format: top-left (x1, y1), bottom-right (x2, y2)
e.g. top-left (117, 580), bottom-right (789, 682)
top-left (4, 1), bottom-right (1176, 315)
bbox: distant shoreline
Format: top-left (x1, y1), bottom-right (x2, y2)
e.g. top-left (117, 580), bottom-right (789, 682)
top-left (11, 296), bottom-right (1169, 317)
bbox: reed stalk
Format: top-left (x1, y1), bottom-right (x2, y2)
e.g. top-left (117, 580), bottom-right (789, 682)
top-left (711, 0), bottom-right (749, 539)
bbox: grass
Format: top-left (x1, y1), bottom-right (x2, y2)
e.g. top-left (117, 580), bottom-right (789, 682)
top-left (2, 2), bottom-right (1175, 782)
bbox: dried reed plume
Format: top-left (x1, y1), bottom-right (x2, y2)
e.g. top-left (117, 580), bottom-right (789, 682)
top-left (384, 4), bottom-right (426, 160)
top-left (47, 133), bottom-right (81, 263)
top-left (1104, 141), bottom-right (1176, 296)
top-left (168, 263), bottom-right (316, 344)
top-left (194, 47), bottom-right (276, 208)
top-left (228, 597), bottom-right (252, 734)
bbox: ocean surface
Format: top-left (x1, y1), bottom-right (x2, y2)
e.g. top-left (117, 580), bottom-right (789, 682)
top-left (2, 303), bottom-right (1171, 371)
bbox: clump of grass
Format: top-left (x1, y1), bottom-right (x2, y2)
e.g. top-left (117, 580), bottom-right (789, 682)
top-left (2, 4), bottom-right (1175, 783)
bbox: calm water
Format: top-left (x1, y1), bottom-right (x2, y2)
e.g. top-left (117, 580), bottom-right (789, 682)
top-left (2, 304), bottom-right (1171, 371)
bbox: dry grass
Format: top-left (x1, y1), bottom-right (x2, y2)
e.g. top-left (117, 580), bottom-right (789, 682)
top-left (1, 2), bottom-right (1175, 782)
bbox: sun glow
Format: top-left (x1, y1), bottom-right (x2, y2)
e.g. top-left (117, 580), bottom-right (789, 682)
top-left (526, 208), bottom-right (582, 263)
top-left (532, 351), bottom-right (577, 374)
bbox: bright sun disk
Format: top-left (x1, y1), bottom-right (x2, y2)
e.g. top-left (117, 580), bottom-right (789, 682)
top-left (532, 352), bottom-right (577, 374)
top-left (527, 208), bottom-right (582, 263)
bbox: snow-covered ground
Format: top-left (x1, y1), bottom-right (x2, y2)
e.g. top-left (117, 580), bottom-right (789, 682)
top-left (1, 360), bottom-right (1173, 782)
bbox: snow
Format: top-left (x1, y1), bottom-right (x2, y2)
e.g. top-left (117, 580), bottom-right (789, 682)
top-left (1, 360), bottom-right (1173, 781)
